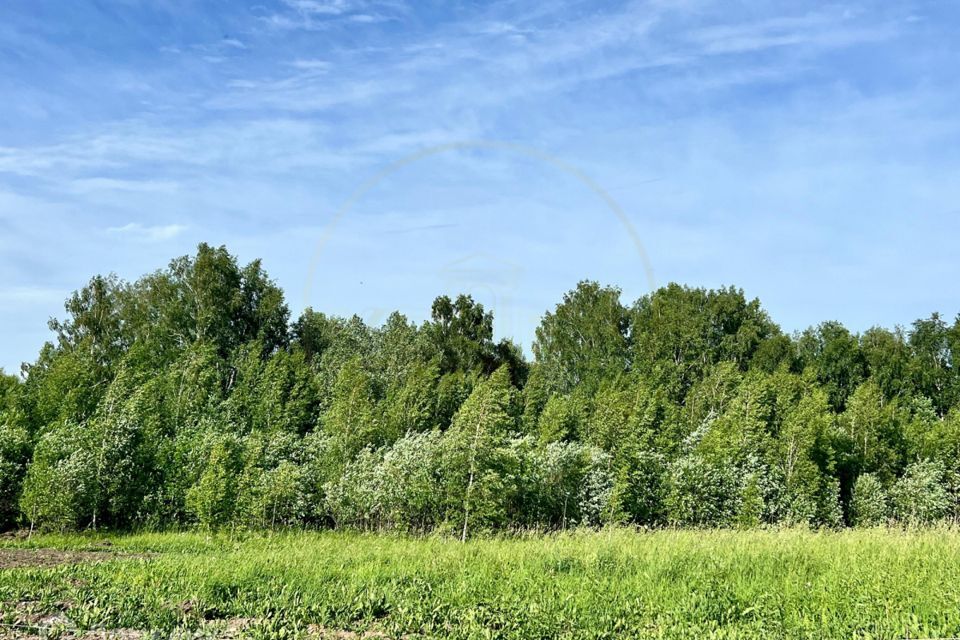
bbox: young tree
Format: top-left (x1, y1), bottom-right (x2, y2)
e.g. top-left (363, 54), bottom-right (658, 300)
top-left (324, 447), bottom-right (383, 530)
top-left (536, 394), bottom-right (586, 444)
top-left (839, 381), bottom-right (905, 484)
top-left (0, 370), bottom-right (21, 412)
top-left (770, 388), bottom-right (836, 525)
top-left (379, 430), bottom-right (445, 532)
top-left (322, 357), bottom-right (382, 462)
top-left (186, 433), bottom-right (243, 528)
top-left (861, 327), bottom-right (911, 401)
top-left (226, 345), bottom-right (320, 435)
top-left (443, 366), bottom-right (518, 540)
top-left (665, 455), bottom-right (740, 527)
top-left (382, 362), bottom-right (439, 437)
top-left (19, 424), bottom-right (97, 532)
top-left (909, 314), bottom-right (957, 416)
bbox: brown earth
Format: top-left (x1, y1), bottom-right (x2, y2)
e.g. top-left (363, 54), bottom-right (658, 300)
top-left (0, 619), bottom-right (400, 639)
top-left (0, 548), bottom-right (147, 570)
top-left (1, 548), bottom-right (400, 638)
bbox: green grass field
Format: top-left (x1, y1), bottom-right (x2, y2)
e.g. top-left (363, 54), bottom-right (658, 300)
top-left (3, 528), bottom-right (960, 639)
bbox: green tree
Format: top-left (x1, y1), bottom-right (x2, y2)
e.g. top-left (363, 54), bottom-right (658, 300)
top-left (379, 431), bottom-right (445, 532)
top-left (382, 362), bottom-right (439, 437)
top-left (186, 433), bottom-right (243, 528)
top-left (861, 327), bottom-right (911, 401)
top-left (19, 424), bottom-right (97, 532)
top-left (0, 370), bottom-right (21, 411)
top-left (291, 308), bottom-right (337, 363)
top-left (533, 281), bottom-right (629, 395)
top-left (322, 357), bottom-right (381, 462)
top-left (909, 314), bottom-right (956, 416)
top-left (770, 387), bottom-right (837, 525)
top-left (797, 321), bottom-right (866, 412)
top-left (426, 294), bottom-right (497, 376)
top-left (665, 455), bottom-right (740, 527)
top-left (226, 345), bottom-right (320, 435)
top-left (631, 285), bottom-right (781, 401)
top-left (536, 394), bottom-right (586, 444)
top-left (839, 382), bottom-right (905, 484)
top-left (443, 366), bottom-right (518, 540)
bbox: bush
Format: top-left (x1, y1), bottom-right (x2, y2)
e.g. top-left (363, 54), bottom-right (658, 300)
top-left (324, 447), bottom-right (383, 530)
top-left (379, 430), bottom-right (445, 532)
top-left (0, 424), bottom-right (31, 529)
top-left (814, 477), bottom-right (844, 529)
top-left (850, 473), bottom-right (888, 527)
top-left (19, 427), bottom-right (97, 532)
top-left (890, 461), bottom-right (949, 525)
top-left (665, 456), bottom-right (740, 526)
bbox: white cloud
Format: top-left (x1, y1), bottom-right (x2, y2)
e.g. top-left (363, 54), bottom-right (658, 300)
top-left (287, 58), bottom-right (332, 72)
top-left (106, 223), bottom-right (187, 243)
top-left (264, 0), bottom-right (405, 30)
top-left (284, 0), bottom-right (354, 16)
top-left (0, 286), bottom-right (65, 304)
top-left (69, 178), bottom-right (180, 194)
top-left (686, 11), bottom-right (898, 55)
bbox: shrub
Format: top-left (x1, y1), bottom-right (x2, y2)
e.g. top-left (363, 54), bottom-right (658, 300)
top-left (814, 477), bottom-right (844, 529)
top-left (324, 447), bottom-right (383, 530)
top-left (665, 455), bottom-right (740, 526)
top-left (0, 424), bottom-right (31, 529)
top-left (576, 447), bottom-right (616, 526)
top-left (890, 460), bottom-right (949, 525)
top-left (379, 430), bottom-right (445, 532)
top-left (850, 473), bottom-right (888, 527)
top-left (19, 424), bottom-right (99, 532)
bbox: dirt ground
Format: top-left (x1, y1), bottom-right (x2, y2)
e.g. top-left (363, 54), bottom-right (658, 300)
top-left (0, 546), bottom-right (397, 638)
top-left (0, 620), bottom-right (394, 639)
top-left (0, 547), bottom-right (142, 570)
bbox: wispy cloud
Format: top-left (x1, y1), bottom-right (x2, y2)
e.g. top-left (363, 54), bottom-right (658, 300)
top-left (685, 11), bottom-right (898, 55)
top-left (287, 58), bottom-right (332, 72)
top-left (210, 2), bottom-right (903, 120)
top-left (158, 36), bottom-right (248, 64)
top-left (0, 286), bottom-right (65, 305)
top-left (261, 0), bottom-right (405, 30)
top-left (1, 0), bottom-right (958, 375)
top-left (69, 178), bottom-right (180, 195)
top-left (285, 0), bottom-right (355, 16)
top-left (107, 223), bottom-right (187, 243)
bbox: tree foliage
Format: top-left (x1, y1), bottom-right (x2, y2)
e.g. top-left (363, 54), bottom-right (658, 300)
top-left (5, 244), bottom-right (960, 533)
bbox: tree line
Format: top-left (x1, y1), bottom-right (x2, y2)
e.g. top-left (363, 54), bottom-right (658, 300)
top-left (2, 243), bottom-right (960, 533)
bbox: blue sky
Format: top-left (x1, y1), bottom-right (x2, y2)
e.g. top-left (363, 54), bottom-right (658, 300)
top-left (1, 0), bottom-right (959, 374)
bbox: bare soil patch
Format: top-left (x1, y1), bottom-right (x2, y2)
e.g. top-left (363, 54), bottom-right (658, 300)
top-left (0, 548), bottom-right (147, 570)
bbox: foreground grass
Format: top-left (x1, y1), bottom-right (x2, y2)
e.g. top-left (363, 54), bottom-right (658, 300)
top-left (2, 528), bottom-right (960, 639)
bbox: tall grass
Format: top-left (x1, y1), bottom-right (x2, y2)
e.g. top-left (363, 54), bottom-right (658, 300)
top-left (3, 528), bottom-right (960, 638)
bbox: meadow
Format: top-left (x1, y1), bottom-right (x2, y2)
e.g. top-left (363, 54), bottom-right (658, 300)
top-left (3, 528), bottom-right (960, 639)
